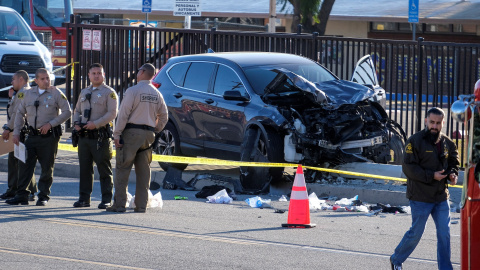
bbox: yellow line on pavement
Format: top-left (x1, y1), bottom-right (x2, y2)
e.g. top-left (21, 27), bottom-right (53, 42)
top-left (0, 246), bottom-right (154, 270)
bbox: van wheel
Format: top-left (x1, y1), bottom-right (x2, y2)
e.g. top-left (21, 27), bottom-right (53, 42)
top-left (239, 128), bottom-right (284, 192)
top-left (155, 122), bottom-right (188, 171)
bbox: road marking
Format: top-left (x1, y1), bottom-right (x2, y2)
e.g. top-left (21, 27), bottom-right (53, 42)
top-left (0, 246), bottom-right (154, 270)
top-left (2, 214), bottom-right (460, 266)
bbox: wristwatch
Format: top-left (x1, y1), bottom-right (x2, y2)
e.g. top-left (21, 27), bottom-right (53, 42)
top-left (2, 124), bottom-right (12, 132)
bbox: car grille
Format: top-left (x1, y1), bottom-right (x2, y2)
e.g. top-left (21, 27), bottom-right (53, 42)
top-left (1, 54), bottom-right (45, 73)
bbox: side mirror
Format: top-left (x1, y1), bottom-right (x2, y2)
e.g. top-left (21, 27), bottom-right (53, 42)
top-left (36, 32), bottom-right (44, 44)
top-left (223, 90), bottom-right (249, 101)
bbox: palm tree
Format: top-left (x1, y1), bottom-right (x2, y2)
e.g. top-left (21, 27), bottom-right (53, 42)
top-left (279, 0), bottom-right (336, 35)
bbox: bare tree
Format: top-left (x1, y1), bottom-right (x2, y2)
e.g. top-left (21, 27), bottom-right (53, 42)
top-left (279, 0), bottom-right (336, 35)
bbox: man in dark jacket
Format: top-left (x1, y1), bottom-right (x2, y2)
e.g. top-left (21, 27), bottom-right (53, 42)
top-left (390, 107), bottom-right (459, 270)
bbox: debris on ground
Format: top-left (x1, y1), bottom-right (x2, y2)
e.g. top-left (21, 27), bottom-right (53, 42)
top-left (206, 189), bottom-right (233, 204)
top-left (195, 185), bottom-right (236, 200)
top-left (127, 190), bottom-right (163, 209)
top-left (245, 196), bottom-right (272, 208)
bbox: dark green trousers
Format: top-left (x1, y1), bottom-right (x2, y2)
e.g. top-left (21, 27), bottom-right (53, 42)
top-left (16, 134), bottom-right (59, 201)
top-left (77, 137), bottom-right (113, 203)
top-left (6, 151), bottom-right (37, 196)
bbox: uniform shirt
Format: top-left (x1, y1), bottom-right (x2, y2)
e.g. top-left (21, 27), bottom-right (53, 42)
top-left (113, 80), bottom-right (168, 140)
top-left (13, 85), bottom-right (72, 136)
top-left (6, 84), bottom-right (30, 130)
top-left (73, 83), bottom-right (118, 128)
top-left (402, 129), bottom-right (460, 203)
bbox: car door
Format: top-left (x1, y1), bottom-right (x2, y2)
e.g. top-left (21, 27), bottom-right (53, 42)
top-left (351, 54), bottom-right (386, 107)
top-left (170, 61), bottom-right (216, 157)
top-left (202, 64), bottom-right (249, 160)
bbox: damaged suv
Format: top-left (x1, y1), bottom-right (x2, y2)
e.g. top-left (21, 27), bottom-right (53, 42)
top-left (152, 52), bottom-right (405, 191)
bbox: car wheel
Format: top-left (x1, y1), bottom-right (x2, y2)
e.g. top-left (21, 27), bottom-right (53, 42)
top-left (155, 122), bottom-right (188, 171)
top-left (239, 128), bottom-right (284, 191)
top-left (388, 134), bottom-right (405, 165)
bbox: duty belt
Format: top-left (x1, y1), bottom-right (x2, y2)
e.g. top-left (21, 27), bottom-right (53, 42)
top-left (125, 123), bottom-right (155, 132)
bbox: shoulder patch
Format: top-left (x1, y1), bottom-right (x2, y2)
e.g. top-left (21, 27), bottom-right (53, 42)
top-left (110, 92), bottom-right (117, 99)
top-left (17, 92), bottom-right (24, 99)
top-left (406, 143), bottom-right (413, 154)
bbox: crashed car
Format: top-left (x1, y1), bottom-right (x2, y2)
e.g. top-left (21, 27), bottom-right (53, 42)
top-left (152, 52), bottom-right (406, 191)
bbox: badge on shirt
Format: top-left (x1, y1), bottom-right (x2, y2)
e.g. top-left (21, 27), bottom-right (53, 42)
top-left (110, 92), bottom-right (116, 99)
top-left (406, 143), bottom-right (413, 154)
top-left (97, 93), bottom-right (102, 98)
top-left (443, 144), bottom-right (449, 159)
top-left (17, 92), bottom-right (24, 99)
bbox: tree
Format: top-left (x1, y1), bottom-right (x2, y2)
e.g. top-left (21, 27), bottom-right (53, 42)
top-left (279, 0), bottom-right (336, 35)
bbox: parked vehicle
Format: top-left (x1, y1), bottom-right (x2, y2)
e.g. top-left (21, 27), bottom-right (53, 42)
top-left (451, 79), bottom-right (480, 269)
top-left (0, 0), bottom-right (73, 84)
top-left (0, 6), bottom-right (54, 93)
top-left (152, 52), bottom-right (406, 191)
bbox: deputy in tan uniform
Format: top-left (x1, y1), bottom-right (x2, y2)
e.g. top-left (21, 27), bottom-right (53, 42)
top-left (72, 63), bottom-right (118, 209)
top-left (106, 63), bottom-right (168, 213)
top-left (0, 70), bottom-right (37, 201)
top-left (6, 68), bottom-right (71, 206)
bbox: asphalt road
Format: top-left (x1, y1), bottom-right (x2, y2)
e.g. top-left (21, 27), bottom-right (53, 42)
top-left (0, 90), bottom-right (463, 269)
top-left (0, 172), bottom-right (461, 270)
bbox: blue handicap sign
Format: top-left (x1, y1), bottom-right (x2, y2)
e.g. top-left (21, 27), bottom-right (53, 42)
top-left (408, 0), bottom-right (419, 23)
top-left (142, 0), bottom-right (152, 13)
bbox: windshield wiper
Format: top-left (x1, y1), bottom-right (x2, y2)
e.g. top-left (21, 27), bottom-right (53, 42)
top-left (33, 6), bottom-right (60, 34)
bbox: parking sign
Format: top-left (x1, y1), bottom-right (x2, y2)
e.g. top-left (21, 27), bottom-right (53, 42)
top-left (142, 0), bottom-right (152, 13)
top-left (408, 0), bottom-right (419, 23)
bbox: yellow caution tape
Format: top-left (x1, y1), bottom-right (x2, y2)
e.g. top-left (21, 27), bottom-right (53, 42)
top-left (56, 142), bottom-right (463, 189)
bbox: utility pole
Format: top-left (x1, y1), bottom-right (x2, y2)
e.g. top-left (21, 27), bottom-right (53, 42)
top-left (268, 0), bottom-right (276, 32)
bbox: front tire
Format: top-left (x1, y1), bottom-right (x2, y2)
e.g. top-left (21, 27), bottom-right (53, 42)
top-left (239, 128), bottom-right (284, 192)
top-left (388, 134), bottom-right (405, 165)
top-left (155, 122), bottom-right (188, 171)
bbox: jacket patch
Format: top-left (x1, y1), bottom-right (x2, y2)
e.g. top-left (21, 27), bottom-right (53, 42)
top-left (406, 143), bottom-right (413, 154)
top-left (110, 92), bottom-right (117, 99)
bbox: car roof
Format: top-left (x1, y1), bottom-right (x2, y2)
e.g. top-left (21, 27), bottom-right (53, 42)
top-left (167, 52), bottom-right (316, 68)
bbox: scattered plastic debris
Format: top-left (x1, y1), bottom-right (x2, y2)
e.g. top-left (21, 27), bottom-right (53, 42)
top-left (308, 192), bottom-right (328, 210)
top-left (127, 190), bottom-right (163, 209)
top-left (206, 189), bottom-right (232, 204)
top-left (279, 195), bottom-right (288, 202)
top-left (174, 195), bottom-right (188, 200)
top-left (245, 196), bottom-right (272, 208)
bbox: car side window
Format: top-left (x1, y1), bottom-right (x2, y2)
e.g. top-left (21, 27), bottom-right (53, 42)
top-left (183, 62), bottom-right (215, 92)
top-left (213, 65), bottom-right (246, 96)
top-left (168, 62), bottom-right (190, 86)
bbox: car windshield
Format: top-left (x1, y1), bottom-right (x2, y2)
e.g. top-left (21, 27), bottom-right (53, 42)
top-left (0, 10), bottom-right (35, 41)
top-left (243, 63), bottom-right (336, 95)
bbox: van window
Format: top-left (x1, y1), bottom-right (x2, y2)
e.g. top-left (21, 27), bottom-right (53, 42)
top-left (0, 10), bottom-right (35, 41)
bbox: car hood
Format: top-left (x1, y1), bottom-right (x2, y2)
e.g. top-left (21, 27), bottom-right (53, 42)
top-left (263, 69), bottom-right (375, 110)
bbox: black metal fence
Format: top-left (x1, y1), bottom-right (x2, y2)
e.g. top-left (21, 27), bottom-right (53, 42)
top-left (65, 17), bottom-right (480, 164)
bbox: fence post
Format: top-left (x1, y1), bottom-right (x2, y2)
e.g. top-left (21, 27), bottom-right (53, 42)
top-left (139, 25), bottom-right (146, 67)
top-left (210, 27), bottom-right (217, 52)
top-left (416, 37), bottom-right (424, 132)
top-left (312, 32), bottom-right (319, 62)
top-left (297, 24), bottom-right (302, 35)
top-left (73, 15), bottom-right (82, 122)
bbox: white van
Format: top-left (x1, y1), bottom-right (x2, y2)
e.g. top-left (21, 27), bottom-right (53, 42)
top-left (0, 6), bottom-right (54, 93)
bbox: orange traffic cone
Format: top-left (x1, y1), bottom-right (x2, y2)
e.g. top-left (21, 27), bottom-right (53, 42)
top-left (282, 165), bottom-right (316, 228)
